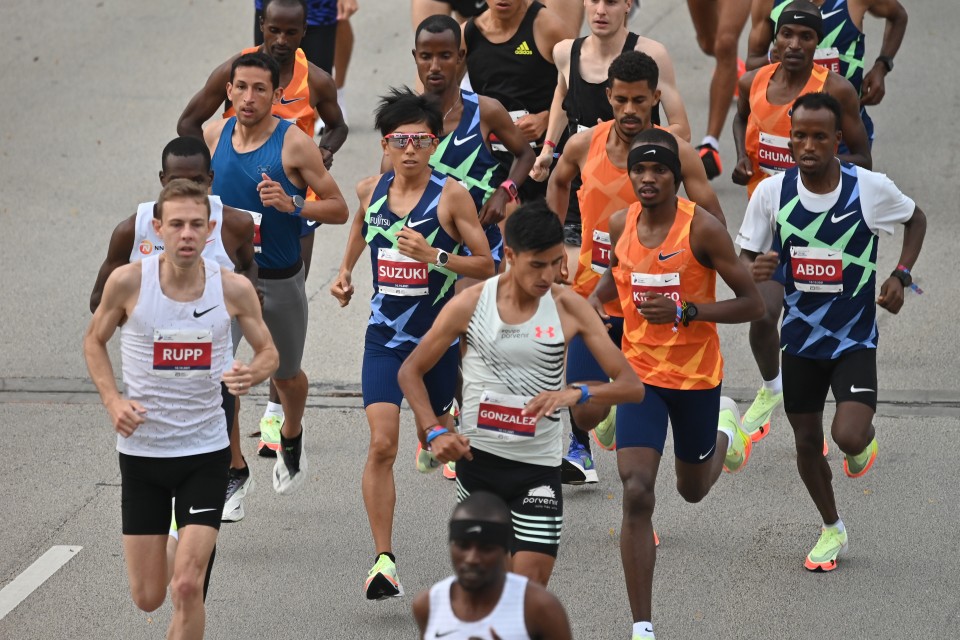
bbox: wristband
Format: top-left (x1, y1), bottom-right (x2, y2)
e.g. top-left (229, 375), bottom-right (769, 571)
top-left (425, 425), bottom-right (449, 446)
top-left (672, 300), bottom-right (682, 333)
top-left (544, 139), bottom-right (557, 149)
top-left (571, 384), bottom-right (591, 405)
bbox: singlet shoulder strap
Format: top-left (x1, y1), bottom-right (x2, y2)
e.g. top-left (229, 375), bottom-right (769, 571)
top-left (623, 32), bottom-right (640, 52)
top-left (569, 36), bottom-right (587, 81)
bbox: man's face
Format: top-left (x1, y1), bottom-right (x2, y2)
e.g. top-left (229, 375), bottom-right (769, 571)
top-left (488, 0), bottom-right (521, 19)
top-left (159, 154), bottom-right (212, 189)
top-left (261, 2), bottom-right (306, 66)
top-left (154, 198), bottom-right (214, 264)
top-left (381, 122), bottom-right (439, 176)
top-left (774, 22), bottom-right (818, 72)
top-left (413, 30), bottom-right (464, 95)
top-left (629, 148), bottom-right (678, 207)
top-left (450, 537), bottom-right (507, 592)
top-left (586, 0), bottom-right (630, 38)
top-left (789, 106), bottom-right (841, 176)
top-left (504, 243), bottom-right (565, 296)
top-left (607, 79), bottom-right (659, 138)
top-left (227, 66), bottom-right (281, 126)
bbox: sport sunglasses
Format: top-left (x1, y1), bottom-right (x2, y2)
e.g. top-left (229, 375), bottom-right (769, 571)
top-left (383, 133), bottom-right (438, 149)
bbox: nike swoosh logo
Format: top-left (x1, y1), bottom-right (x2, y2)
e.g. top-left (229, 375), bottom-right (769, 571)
top-left (466, 525), bottom-right (482, 534)
top-left (658, 249), bottom-right (684, 261)
top-left (644, 149), bottom-right (656, 155)
top-left (699, 445), bottom-right (716, 460)
top-left (831, 210), bottom-right (858, 223)
top-left (435, 631), bottom-right (458, 638)
top-left (793, 14), bottom-right (805, 19)
top-left (193, 305), bottom-right (218, 318)
top-left (279, 96), bottom-right (304, 105)
top-left (188, 506), bottom-right (217, 514)
top-left (850, 385), bottom-right (874, 394)
top-left (820, 8), bottom-right (843, 20)
top-left (407, 218), bottom-right (432, 228)
top-left (453, 134), bottom-right (477, 146)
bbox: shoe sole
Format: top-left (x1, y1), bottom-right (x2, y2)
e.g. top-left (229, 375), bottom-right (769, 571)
top-left (222, 477), bottom-right (254, 521)
top-left (257, 440), bottom-right (279, 458)
top-left (804, 541), bottom-right (849, 572)
top-left (723, 430), bottom-right (752, 474)
top-left (843, 442), bottom-right (877, 478)
top-left (442, 465), bottom-right (457, 480)
top-left (364, 573), bottom-right (404, 600)
top-left (561, 458), bottom-right (597, 485)
top-left (743, 419), bottom-right (771, 443)
top-left (221, 503), bottom-right (245, 523)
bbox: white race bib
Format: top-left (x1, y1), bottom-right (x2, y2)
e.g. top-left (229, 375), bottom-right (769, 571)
top-left (377, 247), bottom-right (429, 296)
top-left (493, 109), bottom-right (536, 152)
top-left (814, 48), bottom-right (841, 74)
top-left (476, 390), bottom-right (537, 441)
top-left (631, 272), bottom-right (681, 307)
top-left (153, 329), bottom-right (212, 378)
top-left (591, 230), bottom-right (612, 274)
top-left (758, 132), bottom-right (795, 176)
top-left (790, 246), bottom-right (843, 293)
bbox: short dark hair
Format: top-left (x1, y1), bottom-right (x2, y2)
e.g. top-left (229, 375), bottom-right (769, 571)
top-left (452, 491), bottom-right (512, 525)
top-left (161, 136), bottom-right (211, 173)
top-left (231, 51), bottom-right (281, 90)
top-left (374, 86), bottom-right (444, 137)
top-left (156, 179), bottom-right (211, 221)
top-left (415, 14), bottom-right (462, 49)
top-left (262, 0), bottom-right (307, 20)
top-left (608, 50), bottom-right (659, 89)
top-left (630, 127), bottom-right (679, 156)
top-left (791, 92), bottom-right (842, 131)
top-left (504, 199), bottom-right (564, 253)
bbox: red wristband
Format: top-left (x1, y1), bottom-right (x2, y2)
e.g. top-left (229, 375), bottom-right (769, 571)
top-left (544, 139), bottom-right (557, 149)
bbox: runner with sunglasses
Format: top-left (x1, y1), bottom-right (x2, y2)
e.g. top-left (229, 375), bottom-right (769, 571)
top-left (330, 87), bottom-right (495, 601)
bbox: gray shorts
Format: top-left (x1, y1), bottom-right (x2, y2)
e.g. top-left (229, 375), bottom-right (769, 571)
top-left (260, 264), bottom-right (308, 380)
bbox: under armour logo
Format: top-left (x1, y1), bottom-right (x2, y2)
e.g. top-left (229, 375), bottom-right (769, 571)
top-left (534, 326), bottom-right (555, 338)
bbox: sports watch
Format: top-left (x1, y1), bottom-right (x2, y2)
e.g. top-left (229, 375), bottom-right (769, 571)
top-left (499, 179), bottom-right (519, 202)
top-left (435, 249), bottom-right (450, 267)
top-left (291, 194), bottom-right (305, 215)
top-left (890, 267), bottom-right (912, 287)
top-left (876, 55), bottom-right (894, 73)
top-left (682, 301), bottom-right (698, 327)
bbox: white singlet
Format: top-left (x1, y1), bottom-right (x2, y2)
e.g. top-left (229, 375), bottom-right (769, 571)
top-left (424, 573), bottom-right (530, 640)
top-left (129, 195), bottom-right (234, 270)
top-left (118, 256), bottom-right (231, 457)
top-left (460, 277), bottom-right (566, 467)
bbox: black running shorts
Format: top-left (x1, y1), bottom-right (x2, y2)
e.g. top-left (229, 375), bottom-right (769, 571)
top-left (119, 447), bottom-right (230, 535)
top-left (782, 348), bottom-right (878, 414)
top-left (455, 448), bottom-right (563, 558)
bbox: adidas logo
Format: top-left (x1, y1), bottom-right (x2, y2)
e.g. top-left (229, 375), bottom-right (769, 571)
top-left (514, 41), bottom-right (533, 56)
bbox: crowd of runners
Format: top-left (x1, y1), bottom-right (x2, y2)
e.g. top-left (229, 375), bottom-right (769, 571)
top-left (81, 0), bottom-right (925, 638)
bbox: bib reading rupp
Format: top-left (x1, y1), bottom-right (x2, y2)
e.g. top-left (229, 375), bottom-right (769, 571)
top-left (772, 163), bottom-right (878, 358)
top-left (130, 196), bottom-right (234, 269)
top-left (363, 170), bottom-right (461, 349)
top-left (460, 277), bottom-right (566, 467)
top-left (745, 62), bottom-right (828, 198)
top-left (572, 120), bottom-right (638, 317)
top-left (612, 198), bottom-right (722, 390)
top-left (119, 256), bottom-right (231, 457)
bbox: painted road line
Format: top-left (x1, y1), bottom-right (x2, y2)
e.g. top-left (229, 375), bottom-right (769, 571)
top-left (0, 546), bottom-right (82, 620)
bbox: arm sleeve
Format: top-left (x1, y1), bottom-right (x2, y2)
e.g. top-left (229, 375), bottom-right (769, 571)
top-left (857, 167), bottom-right (916, 236)
top-left (736, 176), bottom-right (782, 253)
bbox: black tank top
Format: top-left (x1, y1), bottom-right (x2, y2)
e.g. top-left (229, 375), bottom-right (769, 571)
top-left (464, 1), bottom-right (557, 122)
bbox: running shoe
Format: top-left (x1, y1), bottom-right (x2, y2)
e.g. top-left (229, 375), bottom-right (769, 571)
top-left (696, 143), bottom-right (722, 180)
top-left (591, 406), bottom-right (617, 451)
top-left (273, 429), bottom-right (308, 494)
top-left (442, 461), bottom-right (457, 480)
top-left (843, 437), bottom-right (878, 478)
top-left (561, 432), bottom-right (598, 485)
top-left (804, 524), bottom-right (848, 572)
top-left (257, 414), bottom-right (282, 457)
top-left (720, 397), bottom-right (752, 473)
top-left (364, 554), bottom-right (404, 600)
top-left (741, 386), bottom-right (784, 442)
top-left (222, 465), bottom-right (253, 522)
top-left (415, 442), bottom-right (441, 474)
top-left (653, 529), bottom-right (660, 548)
top-left (169, 510), bottom-right (178, 541)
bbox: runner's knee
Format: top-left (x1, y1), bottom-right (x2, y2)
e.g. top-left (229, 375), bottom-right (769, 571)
top-left (130, 581), bottom-right (166, 613)
top-left (621, 472), bottom-right (656, 518)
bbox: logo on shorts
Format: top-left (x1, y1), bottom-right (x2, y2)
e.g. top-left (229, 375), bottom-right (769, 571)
top-left (138, 239), bottom-right (153, 255)
top-left (528, 485), bottom-right (556, 499)
top-left (522, 484), bottom-right (559, 508)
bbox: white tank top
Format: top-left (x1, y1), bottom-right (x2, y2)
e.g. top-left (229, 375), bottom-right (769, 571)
top-left (130, 195), bottom-right (234, 270)
top-left (461, 276), bottom-right (566, 467)
top-left (424, 573), bottom-right (530, 640)
top-left (118, 256), bottom-right (231, 457)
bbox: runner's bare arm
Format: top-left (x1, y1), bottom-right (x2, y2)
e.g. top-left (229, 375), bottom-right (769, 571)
top-left (731, 70), bottom-right (757, 185)
top-left (411, 590), bottom-right (430, 637)
top-left (545, 129), bottom-right (590, 225)
top-left (90, 215), bottom-right (136, 313)
top-left (745, 0), bottom-right (776, 70)
top-left (860, 0), bottom-right (908, 106)
top-left (177, 59), bottom-right (235, 139)
top-left (308, 63), bottom-right (349, 167)
top-left (530, 40), bottom-right (572, 182)
top-left (222, 271), bottom-right (279, 393)
top-left (479, 96), bottom-right (537, 225)
top-left (441, 182), bottom-right (496, 279)
top-left (523, 581), bottom-right (573, 640)
top-left (203, 118), bottom-right (229, 159)
top-left (878, 204), bottom-right (926, 314)
top-left (677, 137), bottom-right (726, 226)
top-left (640, 39), bottom-right (692, 142)
top-left (829, 75), bottom-right (872, 169)
top-left (331, 176), bottom-right (378, 307)
top-left (222, 207), bottom-right (258, 288)
top-left (279, 127), bottom-right (350, 223)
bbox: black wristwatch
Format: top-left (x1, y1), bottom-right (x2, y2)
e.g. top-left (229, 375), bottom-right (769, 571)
top-left (890, 268), bottom-right (912, 287)
top-left (876, 55), bottom-right (894, 73)
top-left (682, 301), bottom-right (698, 327)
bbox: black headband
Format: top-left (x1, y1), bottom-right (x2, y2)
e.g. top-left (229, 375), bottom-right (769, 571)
top-left (628, 144), bottom-right (682, 184)
top-left (776, 10), bottom-right (823, 43)
top-left (449, 519), bottom-right (512, 550)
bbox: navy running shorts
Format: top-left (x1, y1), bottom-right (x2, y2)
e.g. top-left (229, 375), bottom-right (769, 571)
top-left (616, 383), bottom-right (722, 464)
top-left (361, 334), bottom-right (458, 416)
top-left (566, 316), bottom-right (623, 384)
top-left (782, 348), bottom-right (878, 413)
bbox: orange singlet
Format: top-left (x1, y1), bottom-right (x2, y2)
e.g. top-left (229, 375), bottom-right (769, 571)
top-left (612, 198), bottom-right (722, 391)
top-left (745, 62), bottom-right (828, 198)
top-left (573, 120), bottom-right (638, 316)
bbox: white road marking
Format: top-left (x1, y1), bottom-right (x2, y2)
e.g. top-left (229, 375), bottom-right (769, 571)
top-left (0, 546), bottom-right (82, 620)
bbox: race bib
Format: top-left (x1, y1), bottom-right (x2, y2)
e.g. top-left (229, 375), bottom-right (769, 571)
top-left (757, 132), bottom-right (795, 176)
top-left (237, 208), bottom-right (263, 254)
top-left (153, 329), bottom-right (212, 378)
top-left (591, 230), bottom-right (612, 274)
top-left (477, 390), bottom-right (537, 441)
top-left (790, 246), bottom-right (843, 293)
top-left (492, 109), bottom-right (536, 152)
top-left (377, 247), bottom-right (429, 297)
top-left (814, 48), bottom-right (841, 74)
top-left (576, 124), bottom-right (589, 134)
top-left (631, 272), bottom-right (681, 308)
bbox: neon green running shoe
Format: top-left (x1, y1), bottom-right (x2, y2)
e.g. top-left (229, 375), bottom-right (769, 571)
top-left (720, 397), bottom-right (752, 473)
top-left (257, 414), bottom-right (282, 457)
top-left (804, 525), bottom-right (848, 571)
top-left (844, 438), bottom-right (878, 478)
top-left (741, 387), bottom-right (783, 442)
top-left (364, 553), bottom-right (404, 600)
top-left (591, 406), bottom-right (617, 451)
top-left (169, 510), bottom-right (178, 540)
top-left (415, 442), bottom-right (440, 474)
